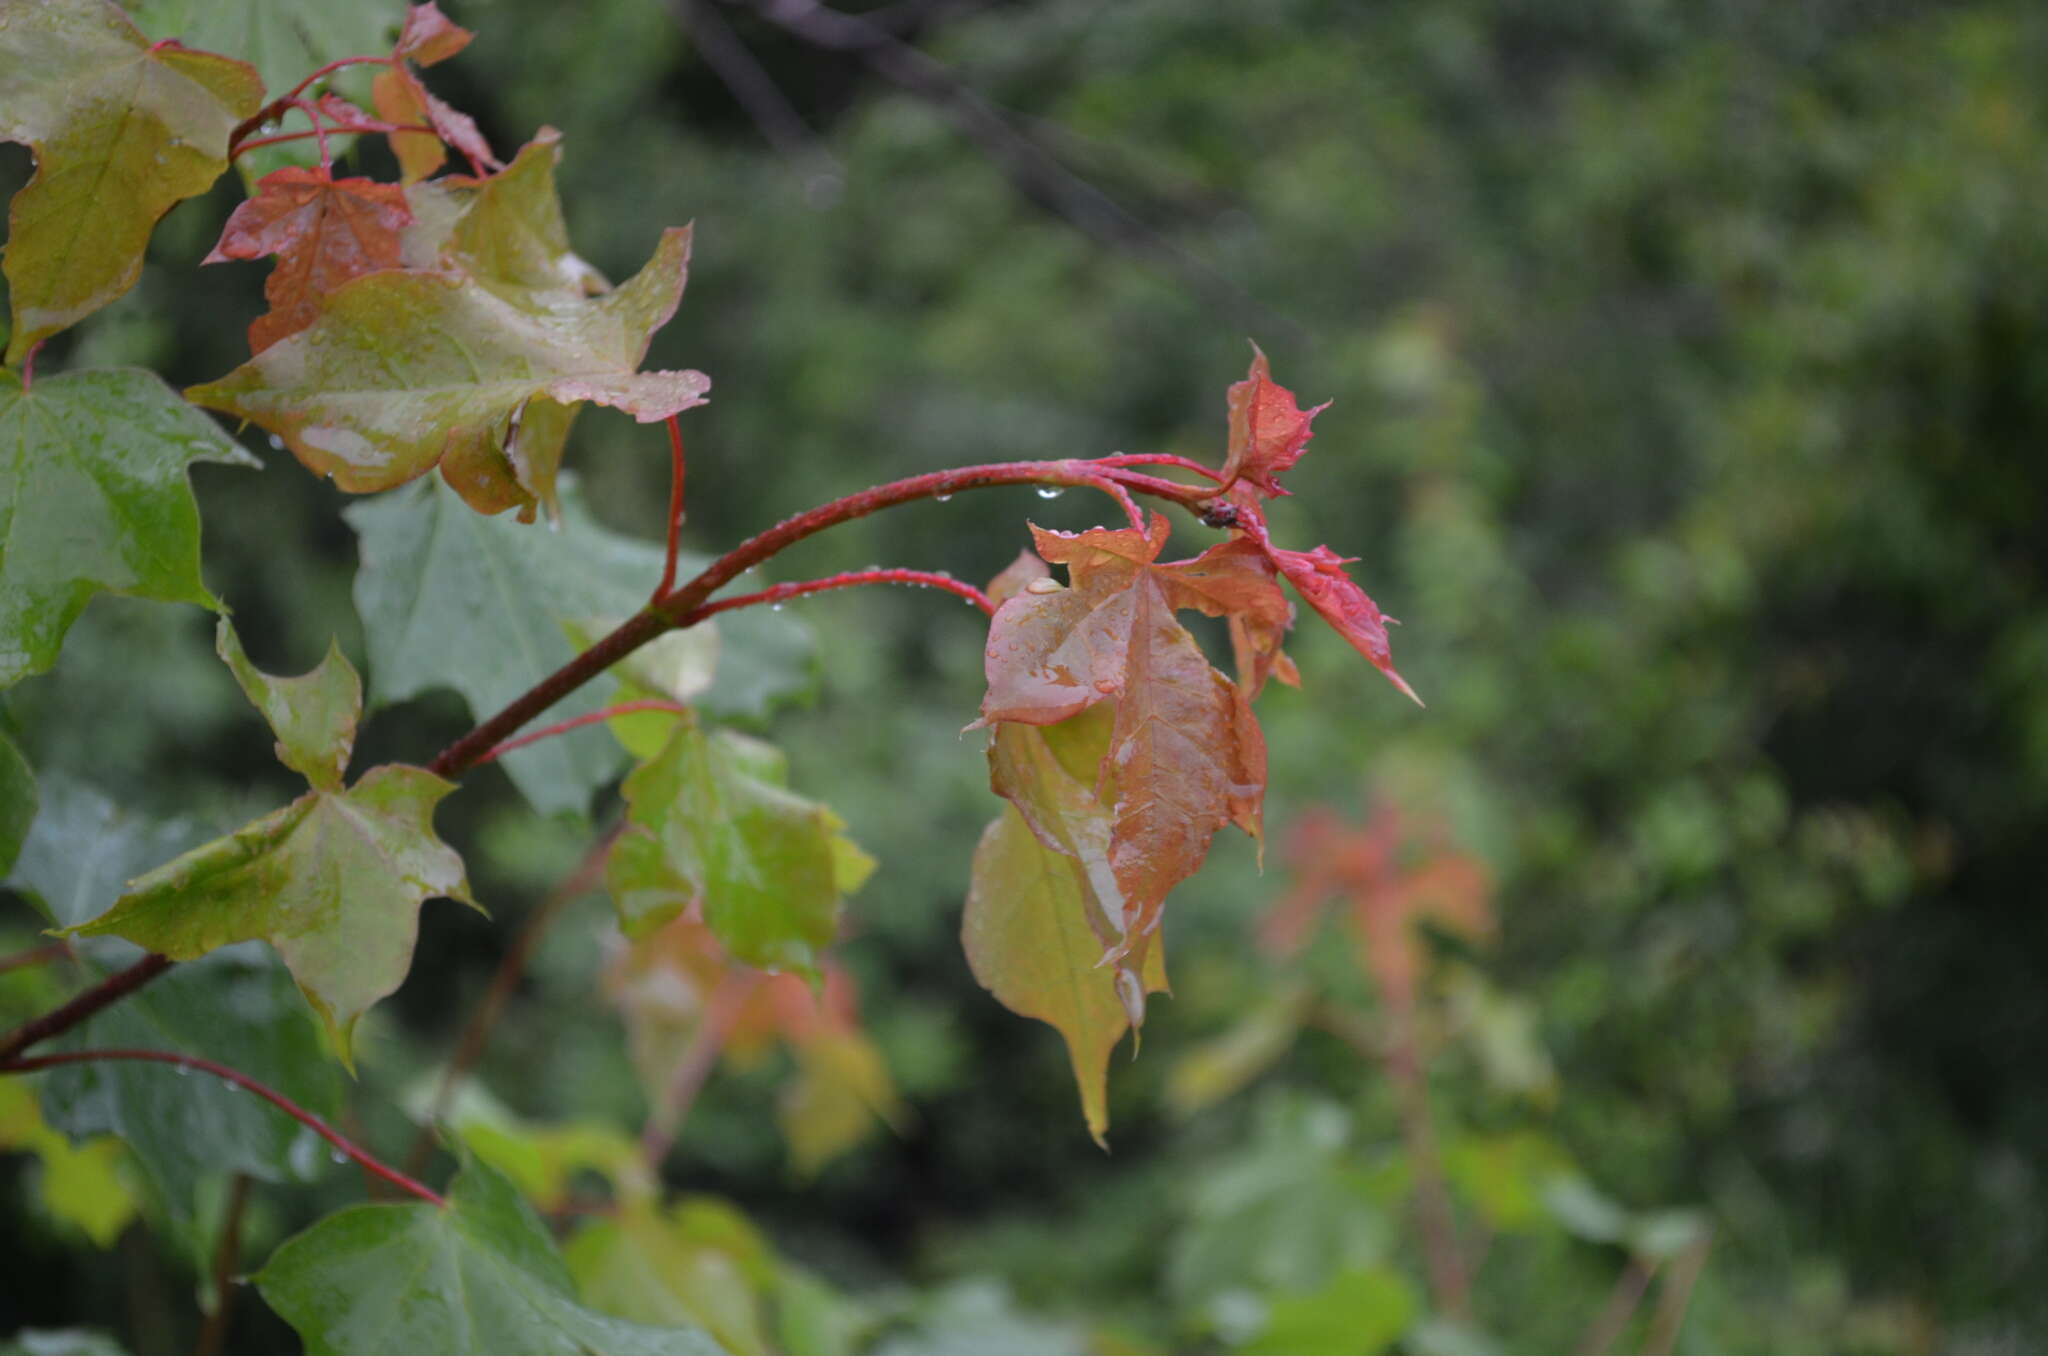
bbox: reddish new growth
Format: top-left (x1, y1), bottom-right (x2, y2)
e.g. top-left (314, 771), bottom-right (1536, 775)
top-left (972, 349), bottom-right (1419, 1028)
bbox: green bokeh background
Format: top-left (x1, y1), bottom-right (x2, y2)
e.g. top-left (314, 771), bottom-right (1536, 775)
top-left (5, 0), bottom-right (2045, 1351)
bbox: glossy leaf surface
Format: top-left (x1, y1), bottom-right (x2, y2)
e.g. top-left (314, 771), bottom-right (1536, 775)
top-left (608, 715), bottom-right (873, 975)
top-left (0, 0), bottom-right (263, 360)
top-left (0, 368), bottom-right (256, 687)
top-left (1219, 345), bottom-right (1329, 499)
top-left (126, 0), bottom-right (405, 95)
top-left (346, 478), bottom-right (810, 816)
top-left (60, 633), bottom-right (471, 1056)
top-left (186, 228), bottom-right (706, 512)
top-left (256, 1152), bottom-right (726, 1356)
top-left (207, 168), bottom-right (413, 354)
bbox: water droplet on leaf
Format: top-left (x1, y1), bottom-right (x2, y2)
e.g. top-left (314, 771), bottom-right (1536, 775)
top-left (1025, 577), bottom-right (1063, 595)
top-left (1037, 486), bottom-right (1065, 499)
top-left (934, 493), bottom-right (953, 503)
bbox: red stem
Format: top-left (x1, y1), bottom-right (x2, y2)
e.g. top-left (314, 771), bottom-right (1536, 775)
top-left (281, 96), bottom-right (332, 170)
top-left (0, 954), bottom-right (174, 1062)
top-left (475, 701), bottom-right (690, 765)
top-left (0, 942), bottom-right (71, 976)
top-left (426, 458), bottom-right (1201, 782)
top-left (683, 568), bottom-right (995, 621)
top-left (654, 416), bottom-right (687, 601)
top-left (1095, 451), bottom-right (1223, 481)
top-left (280, 54), bottom-right (395, 105)
top-left (232, 122), bottom-right (433, 159)
top-left (0, 1048), bottom-right (444, 1207)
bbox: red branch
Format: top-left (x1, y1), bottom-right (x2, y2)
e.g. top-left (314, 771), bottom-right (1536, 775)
top-left (0, 1048), bottom-right (444, 1207)
top-left (475, 701), bottom-right (691, 765)
top-left (683, 568), bottom-right (996, 621)
top-left (654, 415), bottom-right (688, 601)
top-left (1095, 451), bottom-right (1224, 482)
top-left (0, 943), bottom-right (71, 977)
top-left (0, 954), bottom-right (174, 1063)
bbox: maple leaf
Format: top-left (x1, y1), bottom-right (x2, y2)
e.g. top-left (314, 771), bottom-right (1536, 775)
top-left (1272, 544), bottom-right (1422, 706)
top-left (978, 515), bottom-right (1273, 959)
top-left (0, 368), bottom-right (257, 688)
top-left (1219, 343), bottom-right (1330, 499)
top-left (606, 711), bottom-right (874, 975)
top-left (186, 227), bottom-right (707, 515)
top-left (371, 63), bottom-right (445, 183)
top-left (124, 1), bottom-right (406, 97)
top-left (394, 1), bottom-right (472, 66)
top-left (0, 0), bottom-right (264, 362)
top-left (59, 621), bottom-right (474, 1061)
top-left (206, 166), bottom-right (414, 353)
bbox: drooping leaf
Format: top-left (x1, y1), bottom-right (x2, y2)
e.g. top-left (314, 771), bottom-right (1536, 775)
top-left (0, 1076), bottom-right (140, 1247)
top-left (37, 949), bottom-right (344, 1228)
top-left (256, 1150), bottom-right (727, 1356)
top-left (0, 0), bottom-right (264, 361)
top-left (608, 713), bottom-right (869, 975)
top-left (370, 62), bottom-right (444, 183)
top-left (963, 802), bottom-right (1165, 1147)
top-left (0, 367), bottom-right (257, 688)
top-left (206, 167), bottom-right (413, 354)
top-left (979, 516), bottom-right (1268, 962)
top-left (124, 0), bottom-right (405, 97)
top-left (1218, 344), bottom-right (1330, 499)
top-left (185, 227), bottom-right (707, 513)
top-left (394, 1), bottom-right (471, 66)
top-left (1271, 544), bottom-right (1420, 705)
top-left (59, 629), bottom-right (472, 1057)
top-left (345, 478), bottom-right (812, 817)
top-left (213, 617), bottom-right (359, 791)
top-left (0, 732), bottom-right (33, 875)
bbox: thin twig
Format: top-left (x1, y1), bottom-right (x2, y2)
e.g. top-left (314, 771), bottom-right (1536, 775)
top-left (1383, 1005), bottom-right (1471, 1320)
top-left (1644, 1234), bottom-right (1712, 1356)
top-left (640, 971), bottom-right (760, 1167)
top-left (1095, 452), bottom-right (1223, 482)
top-left (407, 828), bottom-right (621, 1175)
top-left (665, 0), bottom-right (838, 174)
top-left (475, 701), bottom-right (691, 766)
top-left (1575, 1256), bottom-right (1658, 1356)
top-left (193, 1173), bottom-right (251, 1356)
top-left (1, 1048), bottom-right (444, 1206)
top-left (0, 954), bottom-right (175, 1063)
top-left (682, 567), bottom-right (996, 621)
top-left (654, 415), bottom-right (689, 601)
top-left (0, 942), bottom-right (72, 976)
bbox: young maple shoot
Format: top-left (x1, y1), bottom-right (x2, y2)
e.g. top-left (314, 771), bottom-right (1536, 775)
top-left (0, 0), bottom-right (1417, 1349)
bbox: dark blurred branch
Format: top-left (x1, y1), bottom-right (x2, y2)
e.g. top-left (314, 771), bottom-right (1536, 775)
top-left (1576, 1256), bottom-right (1657, 1356)
top-left (666, 0), bottom-right (841, 181)
top-left (0, 953), bottom-right (174, 1062)
top-left (193, 1174), bottom-right (251, 1356)
top-left (1645, 1234), bottom-right (1712, 1356)
top-left (723, 0), bottom-right (1301, 340)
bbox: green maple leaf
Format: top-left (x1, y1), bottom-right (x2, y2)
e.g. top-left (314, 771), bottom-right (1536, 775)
top-left (0, 367), bottom-right (257, 688)
top-left (345, 477), bottom-right (812, 818)
top-left (124, 0), bottom-right (405, 96)
top-left (186, 226), bottom-right (708, 514)
top-left (0, 0), bottom-right (263, 361)
top-left (59, 621), bottom-right (473, 1059)
top-left (256, 1150), bottom-right (727, 1356)
top-left (607, 712), bottom-right (874, 975)
top-left (0, 732), bottom-right (32, 874)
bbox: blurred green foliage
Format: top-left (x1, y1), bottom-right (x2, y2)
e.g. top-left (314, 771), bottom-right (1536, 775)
top-left (5, 0), bottom-right (2046, 1350)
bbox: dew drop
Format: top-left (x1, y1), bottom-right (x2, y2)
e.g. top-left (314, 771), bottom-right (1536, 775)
top-left (329, 1148), bottom-right (348, 1165)
top-left (934, 493), bottom-right (954, 503)
top-left (1037, 486), bottom-right (1065, 500)
top-left (1093, 678), bottom-right (1118, 694)
top-left (1025, 577), bottom-right (1063, 595)
top-left (174, 1062), bottom-right (192, 1077)
top-left (770, 602), bottom-right (785, 612)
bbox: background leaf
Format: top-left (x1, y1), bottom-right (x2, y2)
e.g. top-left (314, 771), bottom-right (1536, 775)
top-left (0, 368), bottom-right (257, 688)
top-left (123, 0), bottom-right (405, 99)
top-left (345, 477), bottom-right (812, 818)
top-left (0, 732), bottom-right (32, 874)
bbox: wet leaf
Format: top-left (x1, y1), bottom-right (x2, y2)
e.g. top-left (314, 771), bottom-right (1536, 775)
top-left (186, 226), bottom-right (706, 513)
top-left (394, 1), bottom-right (471, 66)
top-left (567, 1199), bottom-right (776, 1356)
top-left (0, 367), bottom-right (257, 688)
top-left (1219, 344), bottom-right (1329, 499)
top-left (963, 798), bottom-right (1166, 1147)
top-left (607, 713), bottom-right (870, 975)
top-left (59, 629), bottom-right (472, 1058)
top-left (125, 0), bottom-right (405, 96)
top-left (1271, 545), bottom-right (1420, 705)
top-left (256, 1151), bottom-right (726, 1356)
top-left (206, 167), bottom-right (413, 354)
top-left (370, 63), bottom-right (443, 183)
top-left (0, 0), bottom-right (263, 360)
top-left (346, 478), bottom-right (811, 817)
